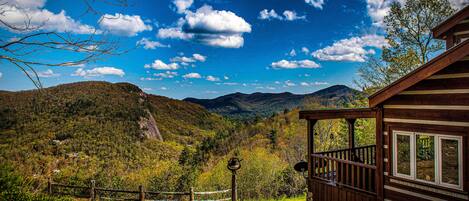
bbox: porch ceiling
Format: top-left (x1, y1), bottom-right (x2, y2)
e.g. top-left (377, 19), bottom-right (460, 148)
top-left (299, 108), bottom-right (376, 120)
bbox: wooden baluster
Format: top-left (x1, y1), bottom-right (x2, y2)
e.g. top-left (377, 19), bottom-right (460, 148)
top-left (357, 166), bottom-right (361, 189)
top-left (345, 163), bottom-right (349, 185)
top-left (351, 164), bottom-right (355, 187)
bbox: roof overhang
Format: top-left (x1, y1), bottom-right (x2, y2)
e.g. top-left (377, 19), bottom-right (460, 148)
top-left (432, 6), bottom-right (469, 39)
top-left (299, 108), bottom-right (376, 120)
top-left (368, 39), bottom-right (469, 107)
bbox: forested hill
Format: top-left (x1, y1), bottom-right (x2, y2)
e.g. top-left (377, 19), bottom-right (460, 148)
top-left (184, 85), bottom-right (362, 120)
top-left (0, 81), bottom-right (232, 189)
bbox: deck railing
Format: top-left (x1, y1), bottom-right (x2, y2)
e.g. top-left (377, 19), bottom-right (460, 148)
top-left (311, 145), bottom-right (376, 194)
top-left (48, 179), bottom-right (231, 201)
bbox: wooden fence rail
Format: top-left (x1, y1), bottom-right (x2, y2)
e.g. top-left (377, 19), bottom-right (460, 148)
top-left (48, 179), bottom-right (231, 201)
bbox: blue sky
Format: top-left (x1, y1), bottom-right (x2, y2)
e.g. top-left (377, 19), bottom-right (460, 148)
top-left (0, 0), bottom-right (465, 99)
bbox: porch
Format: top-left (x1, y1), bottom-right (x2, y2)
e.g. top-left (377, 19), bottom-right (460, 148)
top-left (299, 108), bottom-right (383, 201)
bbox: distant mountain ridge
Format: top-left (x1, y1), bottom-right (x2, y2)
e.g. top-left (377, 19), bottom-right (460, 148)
top-left (184, 85), bottom-right (363, 120)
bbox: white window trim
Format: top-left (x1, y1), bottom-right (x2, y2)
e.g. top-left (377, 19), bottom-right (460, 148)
top-left (392, 130), bottom-right (463, 190)
top-left (438, 136), bottom-right (463, 190)
top-left (393, 131), bottom-right (415, 179)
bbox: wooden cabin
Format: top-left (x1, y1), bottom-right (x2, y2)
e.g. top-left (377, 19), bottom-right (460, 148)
top-left (299, 6), bottom-right (469, 201)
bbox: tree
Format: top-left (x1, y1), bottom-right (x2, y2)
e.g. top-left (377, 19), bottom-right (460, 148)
top-left (357, 0), bottom-right (455, 94)
top-left (0, 0), bottom-right (127, 88)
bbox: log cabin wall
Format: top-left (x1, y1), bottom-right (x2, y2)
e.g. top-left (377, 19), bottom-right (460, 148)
top-left (381, 60), bottom-right (469, 201)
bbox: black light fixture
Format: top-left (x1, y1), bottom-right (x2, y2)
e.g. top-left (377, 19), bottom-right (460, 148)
top-left (294, 160), bottom-right (308, 179)
top-left (227, 156), bottom-right (242, 201)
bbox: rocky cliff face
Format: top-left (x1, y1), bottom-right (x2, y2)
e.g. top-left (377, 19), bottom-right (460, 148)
top-left (139, 110), bottom-right (163, 141)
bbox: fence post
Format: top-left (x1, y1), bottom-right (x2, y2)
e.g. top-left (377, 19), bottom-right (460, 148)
top-left (231, 172), bottom-right (237, 201)
top-left (189, 187), bottom-right (194, 201)
top-left (47, 178), bottom-right (52, 195)
top-left (90, 180), bottom-right (95, 201)
top-left (139, 185), bottom-right (145, 201)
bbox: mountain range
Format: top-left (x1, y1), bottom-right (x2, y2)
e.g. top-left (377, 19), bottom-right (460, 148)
top-left (184, 85), bottom-right (362, 120)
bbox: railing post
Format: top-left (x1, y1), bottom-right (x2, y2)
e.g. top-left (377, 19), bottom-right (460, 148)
top-left (90, 180), bottom-right (95, 201)
top-left (47, 178), bottom-right (52, 195)
top-left (139, 185), bottom-right (145, 201)
top-left (189, 187), bottom-right (194, 201)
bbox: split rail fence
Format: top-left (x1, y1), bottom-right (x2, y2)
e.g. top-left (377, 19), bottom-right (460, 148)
top-left (47, 179), bottom-right (231, 201)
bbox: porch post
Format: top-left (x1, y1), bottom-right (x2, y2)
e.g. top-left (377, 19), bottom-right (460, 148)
top-left (346, 119), bottom-right (356, 149)
top-left (307, 119), bottom-right (317, 194)
top-left (375, 108), bottom-right (384, 200)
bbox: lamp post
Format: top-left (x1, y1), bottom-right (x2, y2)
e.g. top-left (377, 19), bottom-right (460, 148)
top-left (227, 157), bottom-right (241, 201)
top-left (294, 160), bottom-right (310, 201)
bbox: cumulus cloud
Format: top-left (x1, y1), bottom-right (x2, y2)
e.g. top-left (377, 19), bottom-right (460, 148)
top-left (300, 81), bottom-right (329, 86)
top-left (271, 59), bottom-right (320, 69)
top-left (284, 80), bottom-right (296, 87)
top-left (312, 34), bottom-right (388, 62)
top-left (136, 38), bottom-right (170, 49)
top-left (37, 69), bottom-right (60, 77)
top-left (289, 49), bottom-right (297, 57)
top-left (0, 72), bottom-right (2, 78)
top-left (224, 75), bottom-right (229, 80)
top-left (258, 9), bottom-right (305, 21)
top-left (206, 75), bottom-right (220, 81)
top-left (154, 71), bottom-right (178, 78)
top-left (192, 53), bottom-right (207, 62)
top-left (158, 5), bottom-right (251, 48)
top-left (183, 72), bottom-right (202, 79)
top-left (258, 9), bottom-right (282, 20)
top-left (99, 13), bottom-right (152, 36)
top-left (0, 2), bottom-right (98, 34)
top-left (72, 67), bottom-right (125, 77)
top-left (305, 0), bottom-right (325, 9)
top-left (301, 47), bottom-right (310, 55)
top-left (171, 53), bottom-right (206, 63)
top-left (144, 60), bottom-right (179, 70)
top-left (173, 0), bottom-right (193, 14)
top-left (366, 0), bottom-right (467, 27)
top-left (283, 10), bottom-right (306, 21)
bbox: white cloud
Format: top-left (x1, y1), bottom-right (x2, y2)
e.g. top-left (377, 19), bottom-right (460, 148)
top-left (0, 3), bottom-right (99, 34)
top-left (300, 81), bottom-right (329, 86)
top-left (144, 60), bottom-right (179, 70)
top-left (154, 71), bottom-right (178, 78)
top-left (224, 75), bottom-right (229, 80)
top-left (170, 53), bottom-right (206, 63)
top-left (301, 47), bottom-right (310, 54)
top-left (283, 10), bottom-right (306, 21)
top-left (160, 86), bottom-right (168, 90)
top-left (312, 34), bottom-right (388, 62)
top-left (284, 80), bottom-right (296, 87)
top-left (99, 13), bottom-right (152, 36)
top-left (289, 49), bottom-right (297, 57)
top-left (37, 69), bottom-right (60, 77)
top-left (258, 9), bottom-right (282, 20)
top-left (72, 67), bottom-right (125, 77)
top-left (0, 72), bottom-right (2, 78)
top-left (173, 0), bottom-right (193, 14)
top-left (5, 0), bottom-right (46, 9)
top-left (158, 5), bottom-right (251, 48)
top-left (136, 38), bottom-right (169, 49)
top-left (192, 53), bottom-right (206, 62)
top-left (258, 9), bottom-right (305, 21)
top-left (206, 75), bottom-right (220, 81)
top-left (183, 72), bottom-right (202, 79)
top-left (271, 59), bottom-right (320, 69)
top-left (366, 0), bottom-right (467, 27)
top-left (305, 0), bottom-right (325, 9)
top-left (143, 87), bottom-right (153, 91)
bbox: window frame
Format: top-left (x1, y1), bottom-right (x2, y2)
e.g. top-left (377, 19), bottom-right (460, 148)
top-left (393, 131), bottom-right (415, 180)
top-left (438, 135), bottom-right (463, 190)
top-left (392, 130), bottom-right (463, 190)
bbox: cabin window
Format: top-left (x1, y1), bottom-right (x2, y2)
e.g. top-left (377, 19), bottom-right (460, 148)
top-left (393, 131), bottom-right (463, 190)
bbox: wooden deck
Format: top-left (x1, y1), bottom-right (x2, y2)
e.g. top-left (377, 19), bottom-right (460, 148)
top-left (309, 145), bottom-right (378, 201)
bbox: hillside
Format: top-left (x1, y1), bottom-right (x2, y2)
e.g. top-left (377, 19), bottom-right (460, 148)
top-left (0, 81), bottom-right (231, 190)
top-left (184, 85), bottom-right (362, 120)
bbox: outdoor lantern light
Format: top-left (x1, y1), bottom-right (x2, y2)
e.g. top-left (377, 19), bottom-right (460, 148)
top-left (227, 156), bottom-right (241, 201)
top-left (227, 157), bottom-right (241, 172)
top-left (294, 160), bottom-right (308, 179)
